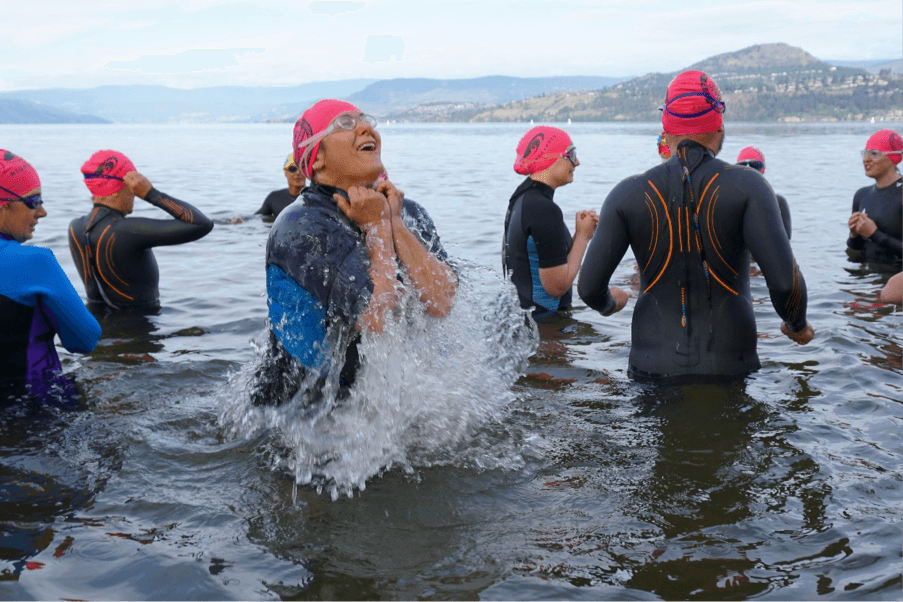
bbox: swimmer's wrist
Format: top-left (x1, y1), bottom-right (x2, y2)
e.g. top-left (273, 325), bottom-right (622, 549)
top-left (783, 319), bottom-right (806, 333)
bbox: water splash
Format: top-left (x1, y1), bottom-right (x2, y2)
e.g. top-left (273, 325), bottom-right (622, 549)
top-left (219, 261), bottom-right (538, 499)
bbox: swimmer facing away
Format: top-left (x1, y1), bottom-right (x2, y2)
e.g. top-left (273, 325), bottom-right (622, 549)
top-left (0, 151), bottom-right (101, 401)
top-left (578, 70), bottom-right (814, 382)
top-left (257, 99), bottom-right (457, 406)
top-left (68, 150), bottom-right (214, 309)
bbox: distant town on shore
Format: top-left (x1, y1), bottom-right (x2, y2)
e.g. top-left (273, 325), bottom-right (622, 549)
top-left (1, 44), bottom-right (901, 125)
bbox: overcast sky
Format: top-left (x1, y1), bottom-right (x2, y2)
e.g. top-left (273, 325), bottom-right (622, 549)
top-left (2, 0), bottom-right (901, 91)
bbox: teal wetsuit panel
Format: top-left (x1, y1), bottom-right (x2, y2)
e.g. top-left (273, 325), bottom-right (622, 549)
top-left (267, 264), bottom-right (327, 372)
top-left (527, 236), bottom-right (560, 313)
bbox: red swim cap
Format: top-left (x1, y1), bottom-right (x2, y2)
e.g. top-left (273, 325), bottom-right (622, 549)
top-left (736, 146), bottom-right (766, 173)
top-left (514, 126), bottom-right (572, 175)
top-left (293, 99), bottom-right (361, 179)
top-left (0, 150), bottom-right (41, 204)
top-left (81, 150), bottom-right (135, 197)
top-left (865, 129), bottom-right (903, 165)
top-left (661, 70), bottom-right (725, 136)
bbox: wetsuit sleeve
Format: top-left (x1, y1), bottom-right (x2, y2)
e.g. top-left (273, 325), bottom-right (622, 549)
top-left (524, 198), bottom-right (570, 268)
top-left (119, 187), bottom-right (214, 248)
top-left (31, 249), bottom-right (101, 353)
top-left (744, 183), bottom-right (808, 331)
top-left (868, 223), bottom-right (902, 255)
top-left (776, 194), bottom-right (792, 240)
top-left (255, 191), bottom-right (278, 216)
top-left (401, 200), bottom-right (451, 264)
top-left (578, 180), bottom-right (632, 315)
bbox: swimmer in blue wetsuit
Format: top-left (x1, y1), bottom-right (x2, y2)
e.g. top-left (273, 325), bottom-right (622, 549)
top-left (68, 150), bottom-right (214, 309)
top-left (503, 126), bottom-right (598, 319)
top-left (578, 71), bottom-right (814, 382)
top-left (257, 99), bottom-right (457, 406)
top-left (0, 151), bottom-right (101, 401)
top-left (847, 129), bottom-right (902, 271)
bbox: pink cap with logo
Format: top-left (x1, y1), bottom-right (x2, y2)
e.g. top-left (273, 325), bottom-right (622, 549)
top-left (81, 150), bottom-right (136, 197)
top-left (514, 126), bottom-right (572, 175)
top-left (293, 99), bottom-right (361, 179)
top-left (661, 70), bottom-right (725, 136)
top-left (0, 150), bottom-right (41, 204)
top-left (865, 129), bottom-right (903, 164)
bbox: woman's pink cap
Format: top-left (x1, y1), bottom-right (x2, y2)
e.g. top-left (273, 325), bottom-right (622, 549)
top-left (865, 129), bottom-right (903, 164)
top-left (736, 146), bottom-right (766, 173)
top-left (514, 126), bottom-right (572, 175)
top-left (81, 150), bottom-right (135, 197)
top-left (661, 70), bottom-right (725, 136)
top-left (0, 150), bottom-right (41, 203)
top-left (293, 99), bottom-right (361, 179)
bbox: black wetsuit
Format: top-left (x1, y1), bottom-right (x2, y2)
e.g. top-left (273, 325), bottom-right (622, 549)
top-left (847, 178), bottom-right (902, 269)
top-left (68, 188), bottom-right (214, 309)
top-left (578, 141), bottom-right (808, 380)
top-left (255, 188), bottom-right (298, 218)
top-left (776, 194), bottom-right (791, 239)
top-left (503, 178), bottom-right (573, 317)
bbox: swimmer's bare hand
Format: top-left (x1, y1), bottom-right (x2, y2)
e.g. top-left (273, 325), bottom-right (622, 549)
top-left (609, 286), bottom-right (632, 313)
top-left (335, 187), bottom-right (390, 232)
top-left (575, 210), bottom-right (598, 239)
top-left (376, 180), bottom-right (404, 219)
top-left (123, 172), bottom-right (153, 199)
top-left (781, 321), bottom-right (814, 345)
top-left (850, 214), bottom-right (877, 238)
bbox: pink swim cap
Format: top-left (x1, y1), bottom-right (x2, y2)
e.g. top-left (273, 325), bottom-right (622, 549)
top-left (293, 99), bottom-right (361, 179)
top-left (865, 129), bottom-right (903, 165)
top-left (736, 146), bottom-right (766, 173)
top-left (661, 70), bottom-right (725, 135)
top-left (0, 150), bottom-right (41, 204)
top-left (81, 150), bottom-right (135, 197)
top-left (514, 126), bottom-right (572, 175)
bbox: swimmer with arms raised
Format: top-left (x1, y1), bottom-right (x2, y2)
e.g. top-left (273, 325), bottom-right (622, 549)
top-left (578, 70), bottom-right (814, 382)
top-left (260, 99), bottom-right (457, 405)
top-left (0, 151), bottom-right (100, 400)
top-left (68, 150), bottom-right (214, 309)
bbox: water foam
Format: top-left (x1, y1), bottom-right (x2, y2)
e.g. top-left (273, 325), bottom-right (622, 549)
top-left (219, 261), bottom-right (537, 500)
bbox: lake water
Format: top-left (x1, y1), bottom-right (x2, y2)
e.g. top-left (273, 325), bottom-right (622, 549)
top-left (0, 121), bottom-right (900, 600)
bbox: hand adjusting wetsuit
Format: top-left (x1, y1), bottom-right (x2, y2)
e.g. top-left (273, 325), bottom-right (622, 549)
top-left (579, 140), bottom-right (808, 380)
top-left (68, 188), bottom-right (214, 309)
top-left (847, 179), bottom-right (902, 269)
top-left (260, 183), bottom-right (450, 405)
top-left (1, 233), bottom-right (101, 399)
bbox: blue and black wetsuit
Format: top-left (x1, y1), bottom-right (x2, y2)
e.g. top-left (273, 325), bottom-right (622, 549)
top-left (259, 183), bottom-right (450, 406)
top-left (1, 233), bottom-right (101, 400)
top-left (847, 178), bottom-right (902, 269)
top-left (579, 141), bottom-right (808, 381)
top-left (503, 178), bottom-right (573, 318)
top-left (255, 188), bottom-right (298, 218)
top-left (67, 188), bottom-right (213, 309)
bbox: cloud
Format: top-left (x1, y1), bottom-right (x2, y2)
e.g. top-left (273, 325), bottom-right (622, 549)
top-left (106, 48), bottom-right (264, 73)
top-left (363, 35), bottom-right (405, 63)
top-left (308, 1), bottom-right (366, 15)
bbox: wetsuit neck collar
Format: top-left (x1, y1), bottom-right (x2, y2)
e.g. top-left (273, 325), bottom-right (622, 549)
top-left (0, 231), bottom-right (14, 242)
top-left (308, 182), bottom-right (348, 203)
top-left (516, 177), bottom-right (555, 200)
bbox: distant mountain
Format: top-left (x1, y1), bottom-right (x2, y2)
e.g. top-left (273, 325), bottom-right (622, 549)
top-left (346, 76), bottom-right (627, 115)
top-left (828, 58), bottom-right (903, 75)
top-left (0, 80), bottom-right (377, 124)
top-left (0, 98), bottom-right (110, 124)
top-left (451, 43), bottom-right (902, 124)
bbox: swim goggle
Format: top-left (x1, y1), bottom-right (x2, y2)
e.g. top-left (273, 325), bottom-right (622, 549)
top-left (83, 173), bottom-right (124, 182)
top-left (660, 91), bottom-right (726, 119)
top-left (561, 147), bottom-right (578, 166)
top-left (295, 113), bottom-right (379, 173)
top-left (737, 159), bottom-right (764, 172)
top-left (0, 184), bottom-right (43, 209)
top-left (861, 149), bottom-right (888, 160)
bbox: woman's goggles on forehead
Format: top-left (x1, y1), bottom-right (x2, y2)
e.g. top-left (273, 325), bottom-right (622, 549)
top-left (861, 149), bottom-right (887, 159)
top-left (0, 184), bottom-right (43, 209)
top-left (330, 112), bottom-right (378, 132)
